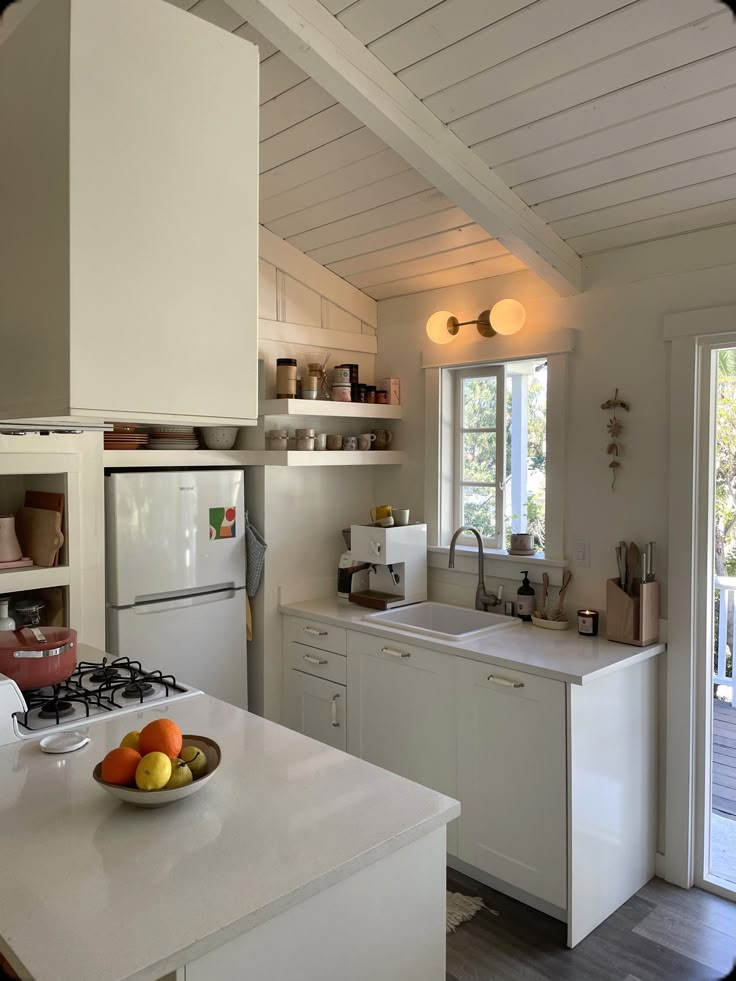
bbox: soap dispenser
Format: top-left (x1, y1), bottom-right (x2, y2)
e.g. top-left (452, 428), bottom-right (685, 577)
top-left (516, 571), bottom-right (535, 622)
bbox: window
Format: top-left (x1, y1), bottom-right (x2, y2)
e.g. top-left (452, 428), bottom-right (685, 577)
top-left (445, 359), bottom-right (547, 551)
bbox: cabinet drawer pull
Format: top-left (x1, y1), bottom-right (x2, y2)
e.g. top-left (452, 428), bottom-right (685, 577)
top-left (486, 674), bottom-right (524, 689)
top-left (382, 647), bottom-right (410, 658)
top-left (303, 654), bottom-right (328, 666)
top-left (331, 693), bottom-right (340, 727)
top-left (303, 626), bottom-right (328, 637)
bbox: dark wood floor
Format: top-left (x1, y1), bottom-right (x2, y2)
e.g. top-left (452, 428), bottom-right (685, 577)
top-left (447, 870), bottom-right (736, 980)
top-left (714, 699), bottom-right (736, 820)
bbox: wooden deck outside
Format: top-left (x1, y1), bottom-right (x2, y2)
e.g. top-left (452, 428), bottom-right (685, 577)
top-left (713, 698), bottom-right (736, 819)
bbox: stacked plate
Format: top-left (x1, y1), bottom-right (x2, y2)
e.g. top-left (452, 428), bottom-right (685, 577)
top-left (147, 426), bottom-right (199, 450)
top-left (104, 426), bottom-right (149, 451)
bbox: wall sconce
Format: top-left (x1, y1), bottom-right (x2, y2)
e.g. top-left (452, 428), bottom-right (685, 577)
top-left (426, 299), bottom-right (526, 344)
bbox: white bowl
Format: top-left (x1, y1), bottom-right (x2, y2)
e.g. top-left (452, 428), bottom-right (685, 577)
top-left (93, 735), bottom-right (221, 808)
top-left (200, 427), bottom-right (239, 450)
top-left (531, 615), bottom-right (569, 631)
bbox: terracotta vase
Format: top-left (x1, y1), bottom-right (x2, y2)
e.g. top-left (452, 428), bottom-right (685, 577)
top-left (0, 515), bottom-right (22, 563)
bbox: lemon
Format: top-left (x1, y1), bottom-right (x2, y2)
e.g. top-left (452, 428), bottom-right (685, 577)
top-left (166, 759), bottom-right (193, 790)
top-left (180, 745), bottom-right (208, 779)
top-left (135, 752), bottom-right (172, 790)
top-left (120, 730), bottom-right (141, 752)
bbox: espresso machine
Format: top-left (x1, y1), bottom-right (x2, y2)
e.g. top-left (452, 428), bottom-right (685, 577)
top-left (347, 523), bottom-right (427, 609)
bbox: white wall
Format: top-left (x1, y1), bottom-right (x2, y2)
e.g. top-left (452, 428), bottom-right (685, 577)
top-left (376, 226), bottom-right (736, 619)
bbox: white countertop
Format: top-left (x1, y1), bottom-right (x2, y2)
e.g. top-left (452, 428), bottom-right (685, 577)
top-left (280, 598), bottom-right (665, 685)
top-left (0, 695), bottom-right (458, 981)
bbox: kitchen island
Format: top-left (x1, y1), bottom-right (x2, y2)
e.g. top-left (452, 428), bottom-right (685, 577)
top-left (0, 694), bottom-right (458, 981)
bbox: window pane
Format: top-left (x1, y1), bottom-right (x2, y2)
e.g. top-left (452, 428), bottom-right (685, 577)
top-left (463, 432), bottom-right (496, 483)
top-left (462, 486), bottom-right (496, 539)
top-left (463, 376), bottom-right (496, 429)
top-left (503, 362), bottom-right (547, 551)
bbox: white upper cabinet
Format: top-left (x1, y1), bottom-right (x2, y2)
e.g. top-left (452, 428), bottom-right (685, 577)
top-left (0, 0), bottom-right (259, 426)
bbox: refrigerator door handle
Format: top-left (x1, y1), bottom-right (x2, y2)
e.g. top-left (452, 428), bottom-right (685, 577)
top-left (132, 588), bottom-right (237, 615)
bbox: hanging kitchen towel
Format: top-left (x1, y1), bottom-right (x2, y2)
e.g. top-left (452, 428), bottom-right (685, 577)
top-left (244, 511), bottom-right (266, 597)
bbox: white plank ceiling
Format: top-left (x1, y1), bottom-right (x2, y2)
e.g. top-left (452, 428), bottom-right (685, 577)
top-left (7, 0), bottom-right (736, 296)
top-left (323, 0), bottom-right (736, 259)
top-left (176, 0), bottom-right (736, 294)
top-left (159, 0), bottom-right (525, 299)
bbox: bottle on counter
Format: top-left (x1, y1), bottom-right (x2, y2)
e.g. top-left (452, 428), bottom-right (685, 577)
top-left (516, 570), bottom-right (535, 622)
top-left (276, 358), bottom-right (297, 399)
top-left (0, 597), bottom-right (15, 631)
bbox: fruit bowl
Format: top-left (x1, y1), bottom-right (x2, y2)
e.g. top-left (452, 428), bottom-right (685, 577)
top-left (93, 735), bottom-right (221, 808)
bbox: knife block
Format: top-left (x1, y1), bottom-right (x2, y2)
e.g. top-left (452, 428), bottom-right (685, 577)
top-left (606, 578), bottom-right (659, 646)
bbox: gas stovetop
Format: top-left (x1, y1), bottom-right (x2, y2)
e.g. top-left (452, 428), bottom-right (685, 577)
top-left (3, 655), bottom-right (199, 742)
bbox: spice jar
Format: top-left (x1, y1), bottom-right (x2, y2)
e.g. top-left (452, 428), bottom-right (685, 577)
top-left (357, 384), bottom-right (367, 403)
top-left (347, 364), bottom-right (359, 384)
top-left (332, 385), bottom-right (351, 402)
top-left (365, 386), bottom-right (376, 404)
top-left (376, 389), bottom-right (389, 405)
top-left (276, 358), bottom-right (297, 399)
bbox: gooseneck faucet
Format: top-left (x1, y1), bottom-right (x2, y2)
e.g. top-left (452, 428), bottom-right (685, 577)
top-left (448, 525), bottom-right (504, 612)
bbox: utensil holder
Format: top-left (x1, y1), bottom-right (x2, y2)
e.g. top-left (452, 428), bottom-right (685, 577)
top-left (606, 578), bottom-right (659, 646)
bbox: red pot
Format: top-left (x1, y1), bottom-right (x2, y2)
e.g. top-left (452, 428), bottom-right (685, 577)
top-left (0, 626), bottom-right (77, 691)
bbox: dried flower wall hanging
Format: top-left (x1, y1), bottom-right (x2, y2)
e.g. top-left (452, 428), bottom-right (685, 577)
top-left (601, 388), bottom-right (630, 490)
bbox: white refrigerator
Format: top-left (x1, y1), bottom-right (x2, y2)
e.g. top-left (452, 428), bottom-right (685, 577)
top-left (105, 470), bottom-right (248, 708)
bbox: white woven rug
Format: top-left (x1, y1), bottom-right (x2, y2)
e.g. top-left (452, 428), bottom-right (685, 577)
top-left (446, 891), bottom-right (494, 933)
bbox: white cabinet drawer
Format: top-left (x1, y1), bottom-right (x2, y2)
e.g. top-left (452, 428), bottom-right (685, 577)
top-left (285, 616), bottom-right (346, 655)
top-left (285, 640), bottom-right (346, 686)
top-left (346, 630), bottom-right (445, 671)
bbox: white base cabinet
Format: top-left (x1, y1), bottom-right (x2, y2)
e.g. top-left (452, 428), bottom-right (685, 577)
top-left (281, 614), bottom-right (659, 946)
top-left (455, 658), bottom-right (567, 910)
top-left (346, 632), bottom-right (458, 853)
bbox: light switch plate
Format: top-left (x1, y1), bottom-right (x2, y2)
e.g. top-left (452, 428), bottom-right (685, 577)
top-left (574, 539), bottom-right (590, 568)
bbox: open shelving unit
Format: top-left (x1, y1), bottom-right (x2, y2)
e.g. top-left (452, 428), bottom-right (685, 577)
top-left (103, 449), bottom-right (405, 468)
top-left (259, 399), bottom-right (402, 420)
top-left (0, 564), bottom-right (71, 592)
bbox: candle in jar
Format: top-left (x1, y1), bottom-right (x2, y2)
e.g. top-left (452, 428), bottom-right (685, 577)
top-left (577, 609), bottom-right (599, 636)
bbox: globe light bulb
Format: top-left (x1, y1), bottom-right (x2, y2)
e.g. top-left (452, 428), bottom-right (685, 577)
top-left (490, 299), bottom-right (526, 335)
top-left (425, 310), bottom-right (456, 344)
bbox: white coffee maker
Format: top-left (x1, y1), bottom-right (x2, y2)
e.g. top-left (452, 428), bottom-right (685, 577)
top-left (348, 523), bottom-right (427, 609)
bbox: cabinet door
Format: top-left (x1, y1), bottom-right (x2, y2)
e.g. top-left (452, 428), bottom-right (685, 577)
top-left (456, 658), bottom-right (567, 909)
top-left (68, 0), bottom-right (259, 424)
top-left (346, 633), bottom-right (457, 822)
top-left (284, 670), bottom-right (346, 752)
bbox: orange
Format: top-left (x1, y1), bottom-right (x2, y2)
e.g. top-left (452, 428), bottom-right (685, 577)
top-left (138, 718), bottom-right (183, 759)
top-left (101, 746), bottom-right (141, 786)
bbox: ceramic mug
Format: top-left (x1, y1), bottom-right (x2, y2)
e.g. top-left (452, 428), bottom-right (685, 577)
top-left (370, 505), bottom-right (392, 522)
top-left (342, 436), bottom-right (358, 451)
top-left (326, 434), bottom-right (342, 450)
top-left (372, 429), bottom-right (393, 450)
top-left (392, 509), bottom-right (410, 526)
top-left (313, 433), bottom-right (327, 451)
top-left (357, 433), bottom-right (376, 450)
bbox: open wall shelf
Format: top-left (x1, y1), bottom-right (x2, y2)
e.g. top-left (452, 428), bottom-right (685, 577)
top-left (103, 450), bottom-right (405, 468)
top-left (259, 399), bottom-right (401, 420)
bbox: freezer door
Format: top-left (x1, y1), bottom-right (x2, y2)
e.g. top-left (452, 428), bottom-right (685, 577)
top-left (107, 588), bottom-right (248, 709)
top-left (106, 470), bottom-right (246, 606)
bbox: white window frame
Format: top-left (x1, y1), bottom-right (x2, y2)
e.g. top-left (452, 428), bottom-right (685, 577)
top-left (452, 364), bottom-right (506, 549)
top-left (423, 328), bottom-right (572, 574)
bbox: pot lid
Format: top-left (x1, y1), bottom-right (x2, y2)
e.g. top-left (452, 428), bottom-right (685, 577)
top-left (0, 626), bottom-right (76, 653)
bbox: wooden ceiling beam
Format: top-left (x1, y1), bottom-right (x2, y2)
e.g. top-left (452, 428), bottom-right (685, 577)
top-left (227, 0), bottom-right (582, 295)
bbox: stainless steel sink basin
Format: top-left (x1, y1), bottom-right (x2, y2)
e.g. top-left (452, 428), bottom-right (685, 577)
top-left (363, 602), bottom-right (520, 641)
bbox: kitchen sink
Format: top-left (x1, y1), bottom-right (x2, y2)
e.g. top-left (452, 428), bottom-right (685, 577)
top-left (363, 602), bottom-right (520, 642)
